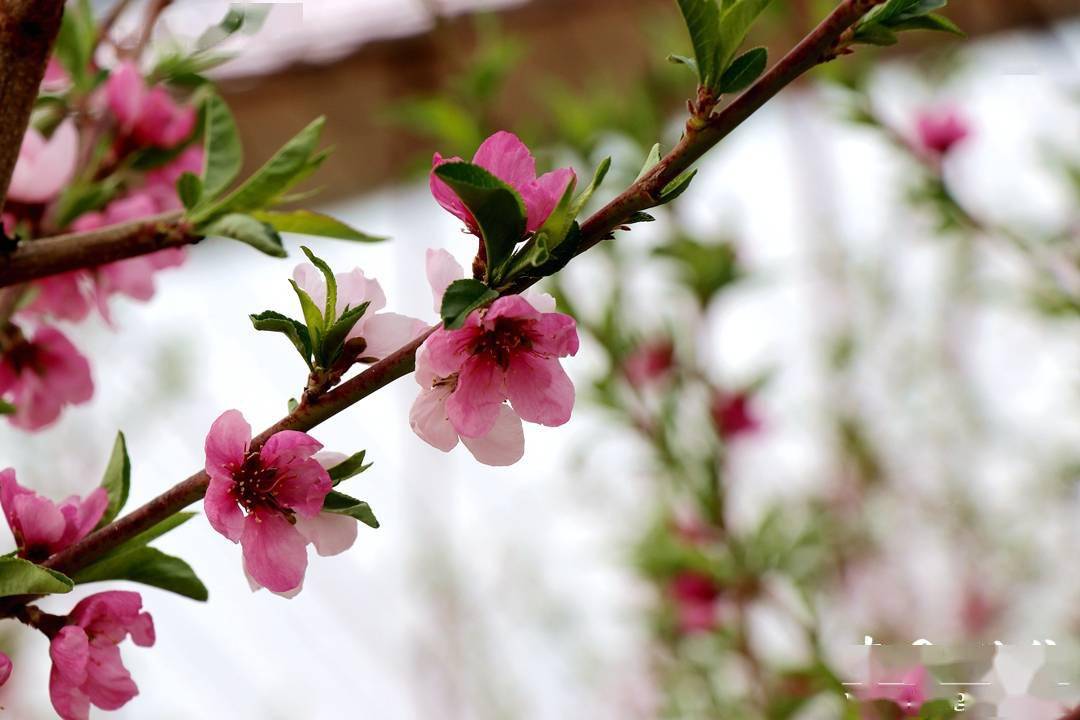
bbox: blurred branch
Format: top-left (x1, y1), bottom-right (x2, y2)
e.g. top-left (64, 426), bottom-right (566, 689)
top-left (1, 0), bottom-right (886, 615)
top-left (0, 211), bottom-right (195, 287)
top-left (0, 0), bottom-right (66, 214)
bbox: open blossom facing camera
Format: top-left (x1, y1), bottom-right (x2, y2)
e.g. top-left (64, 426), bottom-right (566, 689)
top-left (203, 410), bottom-right (356, 595)
top-left (292, 262), bottom-right (425, 361)
top-left (49, 591), bottom-right (154, 720)
top-left (0, 326), bottom-right (93, 431)
top-left (430, 131), bottom-right (575, 235)
top-left (0, 469), bottom-right (107, 561)
top-left (915, 108), bottom-right (970, 157)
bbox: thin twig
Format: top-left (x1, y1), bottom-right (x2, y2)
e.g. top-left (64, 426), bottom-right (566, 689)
top-left (1, 0), bottom-right (885, 612)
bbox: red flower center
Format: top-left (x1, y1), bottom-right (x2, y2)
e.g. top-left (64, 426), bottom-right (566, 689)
top-left (472, 316), bottom-right (532, 368)
top-left (229, 452), bottom-right (292, 518)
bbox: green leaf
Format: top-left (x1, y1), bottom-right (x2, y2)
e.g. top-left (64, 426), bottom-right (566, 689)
top-left (177, 172), bottom-right (203, 211)
top-left (891, 13), bottom-right (964, 36)
top-left (0, 398), bottom-right (15, 415)
top-left (250, 310), bottom-right (313, 366)
top-left (203, 213), bottom-right (287, 258)
top-left (667, 53), bottom-right (700, 76)
top-left (289, 279), bottom-right (326, 355)
top-left (74, 547), bottom-right (208, 601)
top-left (440, 278), bottom-right (498, 330)
top-left (322, 491), bottom-right (379, 528)
top-left (636, 143), bottom-right (661, 182)
top-left (252, 210), bottom-right (385, 243)
top-left (300, 246), bottom-right (337, 325)
top-left (194, 117), bottom-right (326, 223)
top-left (626, 211), bottom-right (656, 224)
top-left (98, 432), bottom-right (131, 528)
top-left (432, 162), bottom-right (527, 283)
top-left (327, 451), bottom-right (371, 485)
top-left (675, 0), bottom-right (721, 88)
top-left (570, 156), bottom-right (611, 219)
top-left (322, 302), bottom-right (370, 364)
top-left (53, 178), bottom-right (121, 229)
top-left (200, 93), bottom-right (243, 200)
top-left (853, 23), bottom-right (899, 46)
top-left (716, 0), bottom-right (773, 84)
top-left (718, 46), bottom-right (767, 94)
top-left (0, 557), bottom-right (74, 597)
top-left (658, 169), bottom-right (698, 204)
top-left (55, 0), bottom-right (95, 89)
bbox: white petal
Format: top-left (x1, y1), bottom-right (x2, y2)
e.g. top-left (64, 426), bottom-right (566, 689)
top-left (461, 404), bottom-right (525, 466)
top-left (295, 511), bottom-right (358, 556)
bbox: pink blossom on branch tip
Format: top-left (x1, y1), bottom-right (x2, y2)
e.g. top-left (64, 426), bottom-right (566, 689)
top-left (0, 326), bottom-right (93, 431)
top-left (0, 468), bottom-right (107, 562)
top-left (203, 410), bottom-right (356, 595)
top-left (49, 591), bottom-right (154, 720)
top-left (430, 131), bottom-right (575, 234)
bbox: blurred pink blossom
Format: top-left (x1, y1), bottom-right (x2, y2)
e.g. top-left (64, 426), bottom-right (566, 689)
top-left (858, 664), bottom-right (930, 717)
top-left (710, 390), bottom-right (761, 441)
top-left (668, 571), bottom-right (721, 634)
top-left (106, 62), bottom-right (196, 149)
top-left (0, 651), bottom-right (10, 687)
top-left (0, 468), bottom-right (107, 561)
top-left (8, 120), bottom-right (78, 204)
top-left (49, 591), bottom-right (154, 720)
top-left (430, 131), bottom-right (575, 235)
top-left (622, 340), bottom-right (676, 386)
top-left (916, 109), bottom-right (970, 157)
top-left (0, 326), bottom-right (92, 430)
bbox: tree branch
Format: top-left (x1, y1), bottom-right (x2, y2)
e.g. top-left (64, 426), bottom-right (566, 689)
top-left (0, 211), bottom-right (196, 286)
top-left (4, 0), bottom-right (884, 606)
top-left (0, 0), bottom-right (67, 213)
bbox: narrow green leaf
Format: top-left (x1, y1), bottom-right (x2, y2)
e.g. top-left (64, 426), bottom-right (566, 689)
top-left (675, 0), bottom-right (721, 88)
top-left (716, 0), bottom-right (773, 80)
top-left (249, 310), bottom-right (313, 366)
top-left (203, 213), bottom-right (287, 258)
top-left (322, 301), bottom-right (370, 364)
top-left (322, 491), bottom-right (379, 528)
top-left (891, 13), bottom-right (964, 36)
top-left (853, 23), bottom-right (899, 46)
top-left (289, 279), bottom-right (326, 356)
top-left (200, 93), bottom-right (243, 200)
top-left (667, 53), bottom-right (700, 76)
top-left (659, 169), bottom-right (698, 204)
top-left (74, 547), bottom-right (208, 601)
top-left (636, 143), bottom-right (661, 182)
top-left (0, 557), bottom-right (74, 597)
top-left (570, 156), bottom-right (611, 219)
top-left (301, 246), bottom-right (337, 325)
top-left (177, 172), bottom-right (203, 210)
top-left (718, 47), bottom-right (767, 94)
top-left (251, 210), bottom-right (385, 243)
top-left (98, 432), bottom-right (131, 528)
top-left (432, 162), bottom-right (527, 283)
top-left (327, 451), bottom-right (371, 485)
top-left (440, 278), bottom-right (498, 329)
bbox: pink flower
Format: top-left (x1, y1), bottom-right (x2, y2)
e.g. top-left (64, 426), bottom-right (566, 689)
top-left (49, 591), bottom-right (154, 720)
top-left (858, 665), bottom-right (930, 717)
top-left (669, 571), bottom-right (721, 634)
top-left (42, 57), bottom-right (71, 92)
top-left (0, 650), bottom-right (10, 687)
top-left (420, 251), bottom-right (579, 439)
top-left (203, 410), bottom-right (356, 595)
top-left (292, 263), bottom-right (425, 361)
top-left (915, 109), bottom-right (970, 157)
top-left (0, 468), bottom-right (107, 562)
top-left (0, 325), bottom-right (93, 431)
top-left (106, 62), bottom-right (196, 149)
top-left (623, 340), bottom-right (676, 386)
top-left (430, 131), bottom-right (575, 235)
top-left (8, 119), bottom-right (78, 204)
top-left (710, 390), bottom-right (760, 441)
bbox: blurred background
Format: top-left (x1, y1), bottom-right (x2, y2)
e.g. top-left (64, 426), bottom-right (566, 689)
top-left (2, 0), bottom-right (1080, 717)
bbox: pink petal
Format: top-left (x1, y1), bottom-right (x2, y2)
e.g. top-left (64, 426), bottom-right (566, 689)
top-left (12, 492), bottom-right (66, 550)
top-left (103, 193), bottom-right (158, 224)
top-left (313, 451), bottom-right (348, 470)
top-left (425, 248), bottom-right (464, 313)
top-left (529, 311), bottom-right (579, 358)
top-left (8, 120), bottom-right (78, 204)
top-left (355, 312), bottom-right (426, 360)
top-left (204, 409), bottom-right (251, 482)
top-left (69, 487), bottom-right (108, 541)
top-left (413, 343), bottom-right (438, 388)
top-left (422, 326), bottom-right (476, 378)
top-left (471, 131), bottom-right (537, 189)
top-left (68, 591), bottom-right (147, 642)
top-left (294, 511), bottom-right (357, 556)
top-left (33, 326), bottom-right (93, 405)
top-left (522, 167), bottom-right (575, 233)
top-left (23, 273), bottom-right (93, 322)
top-left (203, 475), bottom-right (243, 542)
top-left (523, 290), bottom-right (557, 314)
top-left (268, 457), bottom-right (331, 518)
top-left (49, 626), bottom-right (91, 720)
top-left (106, 62), bottom-right (145, 130)
top-left (483, 294), bottom-right (538, 326)
top-left (429, 152), bottom-right (474, 229)
top-left (258, 430), bottom-right (322, 467)
top-left (0, 650), bottom-right (11, 686)
top-left (460, 404), bottom-right (525, 466)
top-left (82, 640), bottom-right (138, 711)
top-left (409, 384), bottom-right (459, 453)
top-left (335, 268), bottom-right (386, 316)
top-left (446, 354), bottom-right (506, 438)
top-left (505, 353), bottom-right (574, 427)
top-left (240, 510), bottom-right (309, 593)
top-left (292, 263), bottom-right (327, 311)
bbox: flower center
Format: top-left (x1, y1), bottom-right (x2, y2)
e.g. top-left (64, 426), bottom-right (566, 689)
top-left (472, 316), bottom-right (531, 368)
top-left (230, 452), bottom-right (292, 518)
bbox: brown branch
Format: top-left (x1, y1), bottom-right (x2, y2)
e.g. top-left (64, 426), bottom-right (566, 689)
top-left (3, 0), bottom-right (885, 606)
top-left (0, 0), bottom-right (67, 213)
top-left (0, 211), bottom-right (196, 286)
